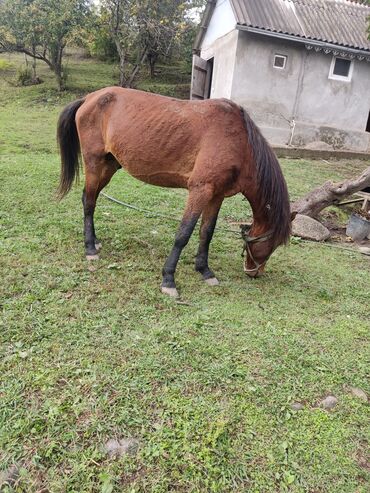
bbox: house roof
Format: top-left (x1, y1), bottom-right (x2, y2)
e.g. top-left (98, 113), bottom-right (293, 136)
top-left (194, 0), bottom-right (370, 54)
top-left (232, 0), bottom-right (370, 52)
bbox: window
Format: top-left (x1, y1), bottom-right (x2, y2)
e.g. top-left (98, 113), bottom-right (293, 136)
top-left (273, 54), bottom-right (287, 70)
top-left (366, 111), bottom-right (370, 133)
top-left (329, 56), bottom-right (354, 81)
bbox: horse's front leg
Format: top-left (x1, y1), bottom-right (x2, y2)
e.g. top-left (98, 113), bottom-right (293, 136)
top-left (195, 197), bottom-right (223, 285)
top-left (161, 213), bottom-right (200, 298)
top-left (161, 186), bottom-right (220, 298)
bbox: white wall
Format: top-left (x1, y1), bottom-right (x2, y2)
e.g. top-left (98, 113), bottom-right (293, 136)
top-left (298, 52), bottom-right (370, 132)
top-left (197, 5), bottom-right (370, 151)
top-left (231, 32), bottom-right (303, 144)
top-left (201, 0), bottom-right (236, 51)
top-left (231, 31), bottom-right (370, 151)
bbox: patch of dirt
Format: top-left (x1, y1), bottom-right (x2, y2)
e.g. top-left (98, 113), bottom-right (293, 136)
top-left (356, 209), bottom-right (370, 220)
top-left (356, 441), bottom-right (370, 472)
top-left (321, 209), bottom-right (370, 249)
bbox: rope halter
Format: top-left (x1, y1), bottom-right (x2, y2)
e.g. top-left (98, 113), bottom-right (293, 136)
top-left (241, 226), bottom-right (274, 275)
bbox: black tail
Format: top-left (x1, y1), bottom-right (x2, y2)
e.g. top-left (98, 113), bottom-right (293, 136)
top-left (57, 98), bottom-right (85, 198)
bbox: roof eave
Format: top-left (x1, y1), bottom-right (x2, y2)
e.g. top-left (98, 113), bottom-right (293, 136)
top-left (237, 25), bottom-right (370, 59)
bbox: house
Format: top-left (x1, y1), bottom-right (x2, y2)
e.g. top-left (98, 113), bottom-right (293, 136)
top-left (191, 0), bottom-right (370, 152)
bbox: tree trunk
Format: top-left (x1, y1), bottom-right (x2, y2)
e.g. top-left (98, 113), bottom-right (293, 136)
top-left (31, 44), bottom-right (37, 81)
top-left (149, 57), bottom-right (155, 78)
top-left (148, 52), bottom-right (158, 79)
top-left (126, 48), bottom-right (148, 88)
top-left (53, 59), bottom-right (64, 91)
top-left (50, 43), bottom-right (65, 91)
top-left (291, 166), bottom-right (370, 217)
top-left (55, 68), bottom-right (64, 91)
top-left (114, 42), bottom-right (126, 87)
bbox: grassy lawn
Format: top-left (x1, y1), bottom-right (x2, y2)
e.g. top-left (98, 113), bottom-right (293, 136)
top-left (0, 53), bottom-right (369, 493)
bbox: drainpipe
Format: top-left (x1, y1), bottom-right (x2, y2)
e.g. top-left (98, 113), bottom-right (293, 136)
top-left (288, 119), bottom-right (296, 147)
top-left (279, 113), bottom-right (296, 147)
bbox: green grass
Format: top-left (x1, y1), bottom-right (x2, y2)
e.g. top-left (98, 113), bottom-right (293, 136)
top-left (0, 53), bottom-right (369, 493)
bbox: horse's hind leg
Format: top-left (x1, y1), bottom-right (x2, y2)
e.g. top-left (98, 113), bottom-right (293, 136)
top-left (82, 154), bottom-right (119, 260)
top-left (195, 197), bottom-right (223, 285)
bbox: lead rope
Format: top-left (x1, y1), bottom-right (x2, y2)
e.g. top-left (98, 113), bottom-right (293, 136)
top-left (101, 192), bottom-right (241, 237)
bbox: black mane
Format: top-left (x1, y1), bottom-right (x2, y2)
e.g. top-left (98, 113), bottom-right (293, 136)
top-left (241, 108), bottom-right (291, 246)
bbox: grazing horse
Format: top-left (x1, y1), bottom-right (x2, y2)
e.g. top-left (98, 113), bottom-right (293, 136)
top-left (57, 87), bottom-right (292, 297)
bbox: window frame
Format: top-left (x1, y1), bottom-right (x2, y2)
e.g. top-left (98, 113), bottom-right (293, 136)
top-left (329, 56), bottom-right (354, 82)
top-left (273, 54), bottom-right (287, 70)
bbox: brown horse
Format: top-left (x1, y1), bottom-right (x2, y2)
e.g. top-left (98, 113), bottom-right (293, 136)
top-left (57, 87), bottom-right (292, 297)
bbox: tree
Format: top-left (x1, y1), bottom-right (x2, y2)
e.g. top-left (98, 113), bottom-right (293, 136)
top-left (101, 0), bottom-right (195, 87)
top-left (138, 0), bottom-right (192, 79)
top-left (0, 0), bottom-right (92, 90)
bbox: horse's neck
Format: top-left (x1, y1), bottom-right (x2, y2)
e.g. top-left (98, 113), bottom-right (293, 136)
top-left (243, 189), bottom-right (270, 236)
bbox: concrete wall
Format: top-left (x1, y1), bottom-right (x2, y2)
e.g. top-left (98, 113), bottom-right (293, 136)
top-left (207, 29), bottom-right (370, 152)
top-left (231, 32), bottom-right (303, 146)
top-left (294, 49), bottom-right (370, 151)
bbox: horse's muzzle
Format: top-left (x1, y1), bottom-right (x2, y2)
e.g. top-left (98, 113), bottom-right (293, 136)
top-left (244, 262), bottom-right (265, 278)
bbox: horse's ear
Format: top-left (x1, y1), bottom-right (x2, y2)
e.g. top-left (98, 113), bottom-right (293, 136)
top-left (290, 211), bottom-right (297, 222)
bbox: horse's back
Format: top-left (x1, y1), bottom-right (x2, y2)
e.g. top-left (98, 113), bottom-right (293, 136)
top-left (78, 86), bottom-right (243, 134)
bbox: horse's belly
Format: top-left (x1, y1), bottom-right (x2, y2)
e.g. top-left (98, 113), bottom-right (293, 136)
top-left (124, 166), bottom-right (189, 188)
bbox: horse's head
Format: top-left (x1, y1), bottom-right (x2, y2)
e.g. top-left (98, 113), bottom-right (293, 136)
top-left (241, 224), bottom-right (275, 278)
top-left (241, 211), bottom-right (296, 277)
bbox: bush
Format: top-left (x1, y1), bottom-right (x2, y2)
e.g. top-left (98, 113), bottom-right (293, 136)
top-left (88, 33), bottom-right (118, 62)
top-left (16, 66), bottom-right (42, 86)
top-left (16, 66), bottom-right (34, 86)
top-left (0, 60), bottom-right (15, 71)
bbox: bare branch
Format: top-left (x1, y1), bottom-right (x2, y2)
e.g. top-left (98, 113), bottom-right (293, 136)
top-left (292, 166), bottom-right (370, 217)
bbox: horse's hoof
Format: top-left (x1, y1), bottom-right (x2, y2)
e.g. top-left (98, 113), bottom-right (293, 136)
top-left (205, 277), bottom-right (219, 286)
top-left (86, 254), bottom-right (99, 261)
top-left (95, 242), bottom-right (102, 251)
top-left (161, 286), bottom-right (179, 298)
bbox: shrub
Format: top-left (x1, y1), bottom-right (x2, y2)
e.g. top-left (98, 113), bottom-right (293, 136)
top-left (0, 60), bottom-right (15, 72)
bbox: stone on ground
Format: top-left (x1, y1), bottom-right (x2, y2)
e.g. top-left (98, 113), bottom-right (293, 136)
top-left (319, 395), bottom-right (338, 410)
top-left (291, 402), bottom-right (304, 411)
top-left (292, 214), bottom-right (331, 241)
top-left (0, 464), bottom-right (20, 488)
top-left (104, 438), bottom-right (140, 458)
top-left (358, 246), bottom-right (370, 256)
top-left (349, 387), bottom-right (368, 402)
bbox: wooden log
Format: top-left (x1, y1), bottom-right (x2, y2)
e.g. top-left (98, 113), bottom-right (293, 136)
top-left (291, 166), bottom-right (370, 218)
